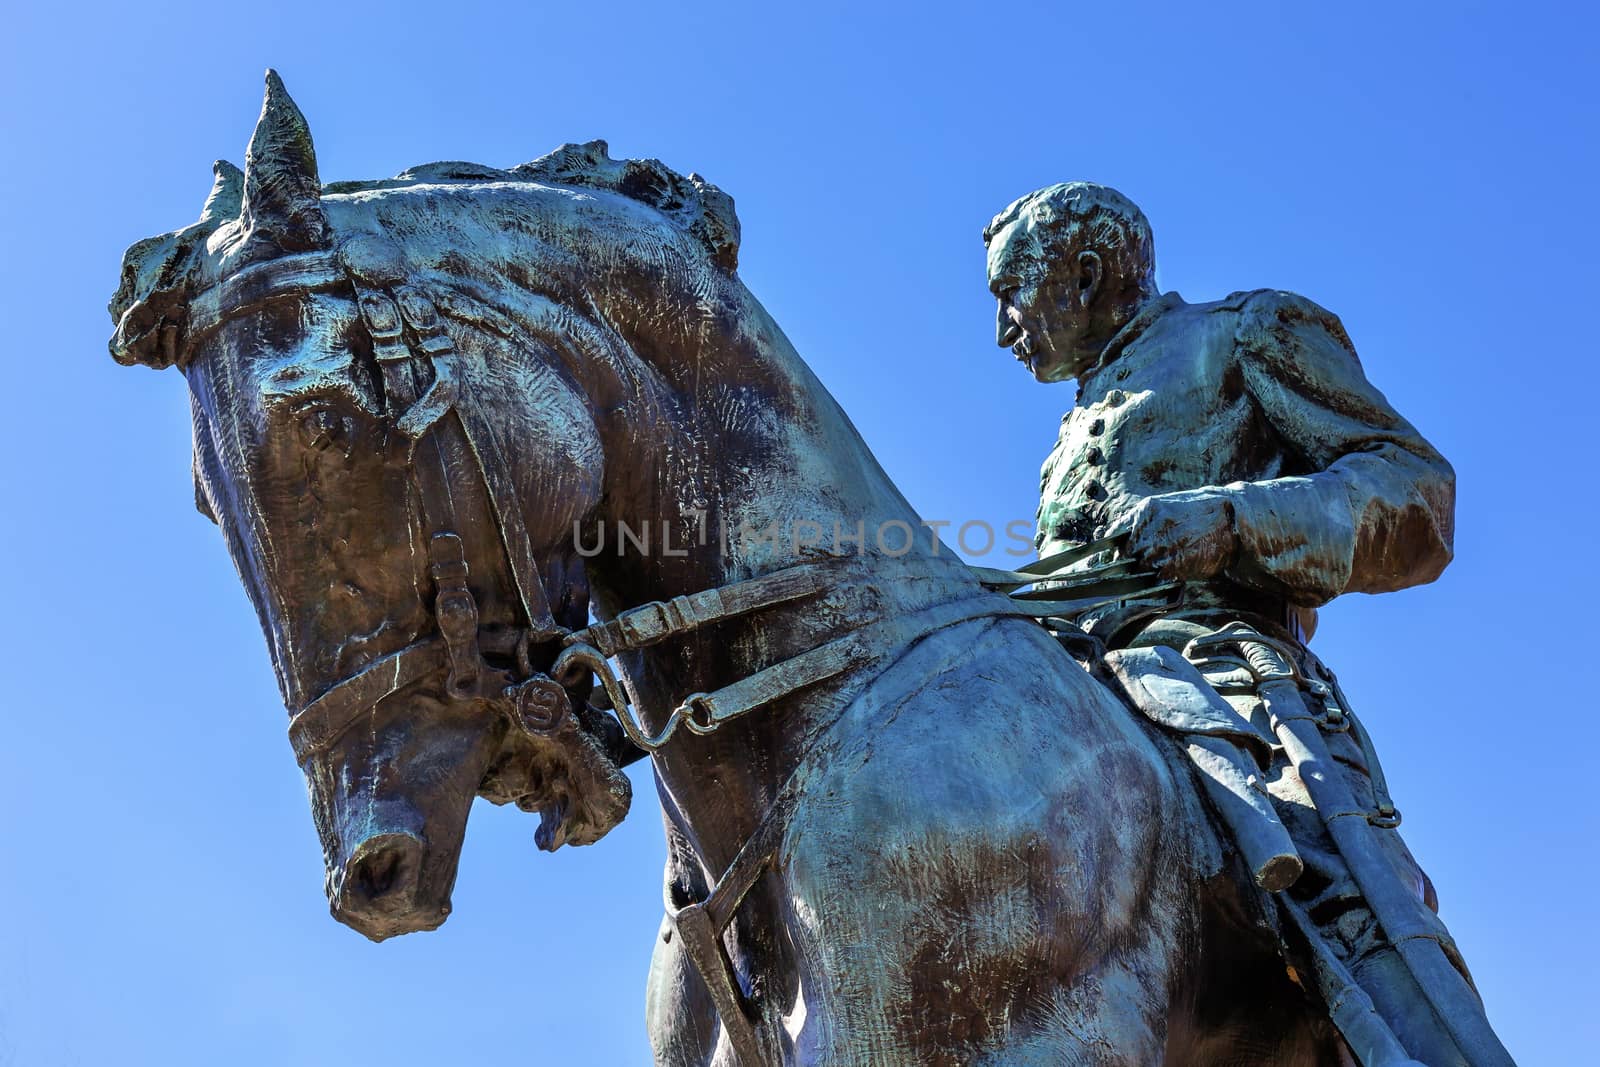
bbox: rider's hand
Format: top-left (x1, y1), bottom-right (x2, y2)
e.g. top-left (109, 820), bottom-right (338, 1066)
top-left (1109, 490), bottom-right (1239, 581)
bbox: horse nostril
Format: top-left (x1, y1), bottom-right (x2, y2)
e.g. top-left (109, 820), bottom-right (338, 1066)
top-left (355, 847), bottom-right (402, 897)
top-left (340, 833), bottom-right (423, 908)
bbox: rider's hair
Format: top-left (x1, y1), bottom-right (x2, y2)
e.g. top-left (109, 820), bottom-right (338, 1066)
top-left (983, 182), bottom-right (1157, 299)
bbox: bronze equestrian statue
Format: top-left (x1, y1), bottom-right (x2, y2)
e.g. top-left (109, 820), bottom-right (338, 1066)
top-left (108, 73), bottom-right (1515, 1066)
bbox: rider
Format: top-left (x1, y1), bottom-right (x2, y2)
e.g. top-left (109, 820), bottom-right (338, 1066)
top-left (983, 182), bottom-right (1512, 1065)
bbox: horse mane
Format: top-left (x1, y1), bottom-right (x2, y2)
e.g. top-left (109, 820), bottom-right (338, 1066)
top-left (325, 140), bottom-right (741, 271)
top-left (111, 141), bottom-right (742, 368)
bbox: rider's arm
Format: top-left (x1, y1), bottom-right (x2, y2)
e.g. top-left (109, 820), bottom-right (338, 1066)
top-left (1224, 290), bottom-right (1455, 605)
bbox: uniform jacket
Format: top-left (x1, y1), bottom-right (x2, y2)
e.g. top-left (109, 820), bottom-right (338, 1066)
top-left (1038, 289), bottom-right (1455, 637)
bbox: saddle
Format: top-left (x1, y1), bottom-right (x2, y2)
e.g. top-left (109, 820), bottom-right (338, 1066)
top-left (1051, 611), bottom-right (1509, 1067)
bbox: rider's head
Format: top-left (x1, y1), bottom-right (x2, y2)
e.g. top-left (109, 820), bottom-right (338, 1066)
top-left (983, 182), bottom-right (1157, 383)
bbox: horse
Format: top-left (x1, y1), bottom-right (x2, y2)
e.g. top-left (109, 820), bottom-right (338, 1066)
top-left (109, 72), bottom-right (1353, 1065)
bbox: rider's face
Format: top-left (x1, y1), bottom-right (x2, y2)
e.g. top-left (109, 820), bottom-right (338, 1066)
top-left (986, 223), bottom-right (1101, 384)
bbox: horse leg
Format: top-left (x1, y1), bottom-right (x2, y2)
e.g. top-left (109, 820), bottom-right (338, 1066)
top-left (1166, 868), bottom-right (1357, 1066)
top-left (645, 916), bottom-right (724, 1067)
top-left (645, 816), bottom-right (720, 1067)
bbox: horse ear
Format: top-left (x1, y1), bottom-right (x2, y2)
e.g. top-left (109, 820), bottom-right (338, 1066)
top-left (199, 159), bottom-right (243, 224)
top-left (240, 70), bottom-right (329, 252)
top-left (110, 161), bottom-right (245, 370)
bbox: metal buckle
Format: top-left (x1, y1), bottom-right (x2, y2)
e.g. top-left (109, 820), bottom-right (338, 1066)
top-left (1306, 679), bottom-right (1351, 734)
top-left (617, 600), bottom-right (674, 647)
top-left (393, 285), bottom-right (438, 330)
top-left (429, 532), bottom-right (482, 699)
top-left (1368, 806), bottom-right (1403, 829)
top-left (616, 595), bottom-right (702, 650)
top-left (357, 290), bottom-right (411, 364)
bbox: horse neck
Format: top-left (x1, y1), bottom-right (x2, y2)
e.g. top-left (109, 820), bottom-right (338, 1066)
top-left (588, 281), bottom-right (947, 593)
top-left (581, 284), bottom-right (972, 869)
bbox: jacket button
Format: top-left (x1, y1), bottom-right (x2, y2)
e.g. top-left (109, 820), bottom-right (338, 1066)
top-left (1106, 390), bottom-right (1125, 407)
top-left (1086, 447), bottom-right (1104, 465)
top-left (1089, 418), bottom-right (1104, 436)
top-left (1085, 480), bottom-right (1106, 500)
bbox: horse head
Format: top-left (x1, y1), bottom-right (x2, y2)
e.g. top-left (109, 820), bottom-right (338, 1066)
top-left (107, 72), bottom-right (677, 940)
top-left (111, 68), bottom-right (936, 950)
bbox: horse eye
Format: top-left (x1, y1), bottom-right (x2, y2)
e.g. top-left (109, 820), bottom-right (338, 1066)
top-left (299, 407), bottom-right (350, 453)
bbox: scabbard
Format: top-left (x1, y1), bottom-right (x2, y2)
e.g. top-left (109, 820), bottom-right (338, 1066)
top-left (1185, 734), bottom-right (1302, 892)
top-left (1276, 889), bottom-right (1426, 1067)
top-left (1254, 674), bottom-right (1518, 1067)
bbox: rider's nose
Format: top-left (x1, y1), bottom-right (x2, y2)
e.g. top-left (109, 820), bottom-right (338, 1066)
top-left (997, 302), bottom-right (1022, 347)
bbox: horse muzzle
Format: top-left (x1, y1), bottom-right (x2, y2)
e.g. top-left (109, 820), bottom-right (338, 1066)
top-left (330, 831), bottom-right (452, 940)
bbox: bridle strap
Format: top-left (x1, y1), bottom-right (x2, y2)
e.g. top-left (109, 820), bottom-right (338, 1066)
top-left (185, 251), bottom-right (346, 349)
top-left (287, 624), bottom-right (534, 764)
top-left (450, 394), bottom-right (561, 641)
top-left (665, 781), bottom-right (796, 1067)
top-left (183, 238), bottom-right (561, 643)
top-left (676, 591), bottom-right (1041, 733)
top-left (555, 569), bottom-right (1056, 755)
top-left (375, 292), bottom-right (561, 641)
top-left (240, 239), bottom-right (567, 762)
top-left (344, 256), bottom-right (562, 642)
top-left (237, 242), bottom-right (1069, 779)
top-left (570, 562), bottom-right (834, 659)
top-left (288, 637), bottom-right (449, 763)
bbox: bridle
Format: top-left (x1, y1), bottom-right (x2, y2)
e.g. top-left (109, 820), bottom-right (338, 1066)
top-left (186, 233), bottom-right (588, 766)
top-left (182, 233), bottom-right (1154, 1066)
top-left (180, 233), bottom-right (914, 772)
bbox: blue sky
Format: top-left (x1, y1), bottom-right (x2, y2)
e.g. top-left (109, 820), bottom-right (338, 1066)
top-left (2, 2), bottom-right (1595, 1063)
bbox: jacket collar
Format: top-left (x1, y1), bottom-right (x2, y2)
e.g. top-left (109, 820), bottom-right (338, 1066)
top-left (1078, 291), bottom-right (1185, 387)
